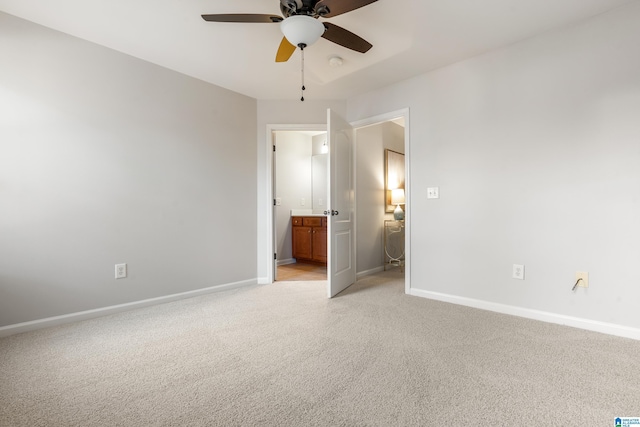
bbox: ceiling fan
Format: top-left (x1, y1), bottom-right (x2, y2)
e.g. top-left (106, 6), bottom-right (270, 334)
top-left (201, 0), bottom-right (377, 63)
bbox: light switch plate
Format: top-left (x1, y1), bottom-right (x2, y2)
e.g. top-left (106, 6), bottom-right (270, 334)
top-left (427, 187), bottom-right (439, 199)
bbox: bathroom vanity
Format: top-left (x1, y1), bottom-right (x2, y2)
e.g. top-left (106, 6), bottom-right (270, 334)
top-left (291, 216), bottom-right (327, 265)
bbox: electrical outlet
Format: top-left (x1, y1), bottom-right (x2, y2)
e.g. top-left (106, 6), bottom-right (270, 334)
top-left (427, 187), bottom-right (439, 199)
top-left (275, 197), bottom-right (282, 206)
top-left (115, 263), bottom-right (127, 279)
top-left (513, 264), bottom-right (525, 280)
top-left (575, 271), bottom-right (588, 288)
top-left (300, 198), bottom-right (305, 206)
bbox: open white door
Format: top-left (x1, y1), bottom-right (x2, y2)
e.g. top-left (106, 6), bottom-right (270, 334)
top-left (327, 109), bottom-right (356, 298)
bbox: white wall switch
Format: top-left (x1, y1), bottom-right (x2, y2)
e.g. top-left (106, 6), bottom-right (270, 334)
top-left (427, 187), bottom-right (439, 199)
top-left (115, 263), bottom-right (127, 279)
top-left (513, 264), bottom-right (525, 280)
top-left (575, 271), bottom-right (589, 288)
top-left (300, 198), bottom-right (305, 206)
top-left (275, 197), bottom-right (282, 206)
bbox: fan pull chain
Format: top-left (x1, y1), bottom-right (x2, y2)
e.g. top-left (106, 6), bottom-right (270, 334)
top-left (300, 44), bottom-right (306, 102)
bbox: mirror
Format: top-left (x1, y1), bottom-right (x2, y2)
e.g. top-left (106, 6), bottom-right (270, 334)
top-left (312, 153), bottom-right (327, 213)
top-left (385, 149), bottom-right (405, 212)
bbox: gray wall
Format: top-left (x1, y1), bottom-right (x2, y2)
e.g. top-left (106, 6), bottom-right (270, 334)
top-left (0, 13), bottom-right (257, 327)
top-left (355, 122), bottom-right (404, 274)
top-left (347, 2), bottom-right (640, 332)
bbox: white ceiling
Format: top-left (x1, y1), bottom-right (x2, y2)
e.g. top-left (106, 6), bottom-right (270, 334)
top-left (0, 0), bottom-right (633, 100)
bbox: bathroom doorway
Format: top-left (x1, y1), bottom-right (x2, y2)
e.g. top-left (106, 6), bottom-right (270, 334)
top-left (273, 129), bottom-right (328, 282)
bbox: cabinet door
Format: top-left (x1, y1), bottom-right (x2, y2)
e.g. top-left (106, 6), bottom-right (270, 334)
top-left (312, 226), bottom-right (327, 263)
top-left (292, 226), bottom-right (312, 260)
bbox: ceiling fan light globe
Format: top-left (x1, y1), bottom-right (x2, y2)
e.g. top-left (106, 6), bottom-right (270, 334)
top-left (280, 15), bottom-right (325, 48)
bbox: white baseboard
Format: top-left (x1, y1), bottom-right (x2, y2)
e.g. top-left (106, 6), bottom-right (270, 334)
top-left (0, 278), bottom-right (258, 338)
top-left (277, 258), bottom-right (296, 266)
top-left (357, 266), bottom-right (385, 280)
top-left (409, 288), bottom-right (640, 341)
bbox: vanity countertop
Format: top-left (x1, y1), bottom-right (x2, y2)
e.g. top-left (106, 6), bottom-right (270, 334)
top-left (290, 209), bottom-right (325, 217)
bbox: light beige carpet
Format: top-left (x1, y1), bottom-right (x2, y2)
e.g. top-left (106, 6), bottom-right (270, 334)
top-left (1, 271), bottom-right (639, 426)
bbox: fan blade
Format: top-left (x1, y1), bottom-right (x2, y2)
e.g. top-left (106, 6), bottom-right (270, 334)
top-left (275, 37), bottom-right (297, 62)
top-left (321, 22), bottom-right (372, 53)
top-left (315, 0), bottom-right (377, 18)
top-left (201, 14), bottom-right (283, 23)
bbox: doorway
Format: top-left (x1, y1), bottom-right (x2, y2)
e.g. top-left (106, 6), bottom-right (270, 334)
top-left (353, 116), bottom-right (407, 285)
top-left (264, 108), bottom-right (410, 295)
top-left (272, 129), bottom-right (328, 282)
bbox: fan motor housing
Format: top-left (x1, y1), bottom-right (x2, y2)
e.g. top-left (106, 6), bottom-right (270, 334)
top-left (280, 0), bottom-right (328, 18)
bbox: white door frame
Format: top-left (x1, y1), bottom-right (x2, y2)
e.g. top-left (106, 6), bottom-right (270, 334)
top-left (264, 124), bottom-right (327, 285)
top-left (351, 108), bottom-right (411, 294)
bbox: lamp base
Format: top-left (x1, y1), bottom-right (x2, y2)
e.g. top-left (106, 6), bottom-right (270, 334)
top-left (393, 204), bottom-right (404, 221)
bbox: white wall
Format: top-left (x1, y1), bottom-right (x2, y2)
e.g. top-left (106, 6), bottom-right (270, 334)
top-left (347, 2), bottom-right (640, 334)
top-left (0, 13), bottom-right (257, 327)
top-left (311, 134), bottom-right (327, 156)
top-left (311, 133), bottom-right (328, 214)
top-left (274, 132), bottom-right (313, 261)
top-left (256, 100), bottom-right (346, 282)
top-left (355, 122), bottom-right (404, 274)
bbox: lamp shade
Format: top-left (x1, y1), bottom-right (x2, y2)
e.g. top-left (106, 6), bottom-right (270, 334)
top-left (280, 15), bottom-right (325, 47)
top-left (391, 188), bottom-right (405, 205)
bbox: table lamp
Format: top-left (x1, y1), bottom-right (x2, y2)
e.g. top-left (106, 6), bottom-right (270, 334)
top-left (391, 188), bottom-right (405, 221)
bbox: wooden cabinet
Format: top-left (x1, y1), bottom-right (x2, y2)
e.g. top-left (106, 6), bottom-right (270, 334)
top-left (292, 216), bottom-right (327, 265)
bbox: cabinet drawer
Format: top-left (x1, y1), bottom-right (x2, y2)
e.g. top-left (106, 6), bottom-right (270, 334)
top-left (292, 217), bottom-right (303, 226)
top-left (303, 217), bottom-right (322, 227)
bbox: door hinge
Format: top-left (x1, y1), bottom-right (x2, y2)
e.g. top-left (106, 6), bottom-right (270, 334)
top-left (274, 253), bottom-right (277, 260)
top-left (273, 199), bottom-right (276, 206)
top-left (273, 145), bottom-right (276, 152)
